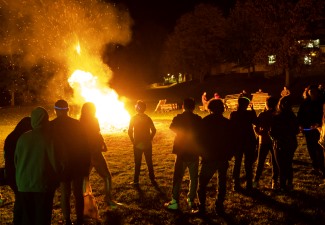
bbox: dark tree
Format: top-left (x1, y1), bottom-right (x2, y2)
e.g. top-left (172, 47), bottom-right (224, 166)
top-left (251, 0), bottom-right (325, 86)
top-left (161, 3), bottom-right (226, 82)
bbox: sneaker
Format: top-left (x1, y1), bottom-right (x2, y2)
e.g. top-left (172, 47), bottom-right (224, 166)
top-left (271, 181), bottom-right (279, 190)
top-left (130, 181), bottom-right (139, 187)
top-left (187, 198), bottom-right (197, 209)
top-left (0, 198), bottom-right (4, 207)
top-left (191, 208), bottom-right (205, 217)
top-left (164, 198), bottom-right (178, 210)
top-left (252, 181), bottom-right (259, 188)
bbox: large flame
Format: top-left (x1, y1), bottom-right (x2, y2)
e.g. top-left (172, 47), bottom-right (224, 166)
top-left (68, 70), bottom-right (130, 133)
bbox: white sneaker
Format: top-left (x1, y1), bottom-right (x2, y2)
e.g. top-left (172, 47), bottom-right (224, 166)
top-left (164, 198), bottom-right (178, 210)
top-left (187, 198), bottom-right (195, 208)
top-left (252, 181), bottom-right (259, 188)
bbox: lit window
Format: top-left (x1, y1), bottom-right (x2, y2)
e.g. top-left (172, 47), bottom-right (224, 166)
top-left (268, 55), bottom-right (276, 65)
top-left (304, 56), bottom-right (311, 65)
top-left (313, 39), bottom-right (320, 48)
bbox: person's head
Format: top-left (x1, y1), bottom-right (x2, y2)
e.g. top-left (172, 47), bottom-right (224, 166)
top-left (214, 93), bottom-right (219, 97)
top-left (13, 117), bottom-right (32, 135)
top-left (183, 98), bottom-right (195, 111)
top-left (135, 100), bottom-right (146, 113)
top-left (54, 99), bottom-right (69, 117)
top-left (31, 107), bottom-right (49, 129)
top-left (81, 102), bottom-right (96, 118)
top-left (238, 97), bottom-right (250, 110)
top-left (208, 99), bottom-right (224, 115)
top-left (203, 92), bottom-right (206, 95)
top-left (277, 96), bottom-right (292, 113)
top-left (265, 96), bottom-right (278, 111)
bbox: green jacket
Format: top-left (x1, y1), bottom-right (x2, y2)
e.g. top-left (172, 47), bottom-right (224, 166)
top-left (15, 107), bottom-right (62, 192)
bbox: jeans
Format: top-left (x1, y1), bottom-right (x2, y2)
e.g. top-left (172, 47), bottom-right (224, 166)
top-left (172, 156), bottom-right (199, 202)
top-left (233, 147), bottom-right (256, 188)
top-left (60, 177), bottom-right (84, 224)
top-left (254, 142), bottom-right (279, 182)
top-left (198, 160), bottom-right (228, 207)
top-left (273, 145), bottom-right (296, 189)
top-left (134, 146), bottom-right (155, 183)
top-left (17, 191), bottom-right (55, 225)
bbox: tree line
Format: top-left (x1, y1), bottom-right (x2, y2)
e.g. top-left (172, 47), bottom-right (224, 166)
top-left (160, 0), bottom-right (325, 86)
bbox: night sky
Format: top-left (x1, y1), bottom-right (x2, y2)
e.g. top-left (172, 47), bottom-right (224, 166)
top-left (114, 0), bottom-right (236, 29)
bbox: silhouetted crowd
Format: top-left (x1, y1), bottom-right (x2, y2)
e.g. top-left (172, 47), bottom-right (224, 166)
top-left (1, 83), bottom-right (325, 224)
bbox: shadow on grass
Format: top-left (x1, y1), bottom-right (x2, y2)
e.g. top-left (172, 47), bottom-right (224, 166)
top-left (248, 189), bottom-right (325, 225)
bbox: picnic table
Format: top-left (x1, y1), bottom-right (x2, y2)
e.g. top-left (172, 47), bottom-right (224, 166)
top-left (154, 99), bottom-right (178, 112)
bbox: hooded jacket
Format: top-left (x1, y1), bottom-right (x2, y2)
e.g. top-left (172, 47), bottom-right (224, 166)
top-left (15, 107), bottom-right (62, 192)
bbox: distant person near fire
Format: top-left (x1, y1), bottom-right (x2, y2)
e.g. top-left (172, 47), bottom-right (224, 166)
top-left (128, 100), bottom-right (157, 186)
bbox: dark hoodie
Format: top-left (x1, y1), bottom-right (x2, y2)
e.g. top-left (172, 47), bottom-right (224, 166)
top-left (4, 117), bottom-right (32, 191)
top-left (15, 107), bottom-right (62, 192)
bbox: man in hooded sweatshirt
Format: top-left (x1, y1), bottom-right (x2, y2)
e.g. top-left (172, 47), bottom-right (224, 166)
top-left (15, 107), bottom-right (62, 225)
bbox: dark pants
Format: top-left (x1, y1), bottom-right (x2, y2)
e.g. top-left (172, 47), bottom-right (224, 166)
top-left (90, 151), bottom-right (113, 202)
top-left (274, 145), bottom-right (296, 189)
top-left (172, 157), bottom-right (199, 202)
top-left (233, 147), bottom-right (256, 188)
top-left (91, 151), bottom-right (110, 178)
top-left (9, 185), bottom-right (23, 225)
top-left (198, 160), bottom-right (228, 208)
top-left (134, 146), bottom-right (155, 183)
top-left (254, 142), bottom-right (279, 182)
top-left (17, 191), bottom-right (55, 225)
top-left (61, 177), bottom-right (84, 224)
top-left (305, 130), bottom-right (325, 173)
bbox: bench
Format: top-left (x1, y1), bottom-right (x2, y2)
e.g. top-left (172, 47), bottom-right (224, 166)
top-left (155, 99), bottom-right (178, 112)
top-left (224, 94), bottom-right (241, 111)
top-left (251, 93), bottom-right (269, 110)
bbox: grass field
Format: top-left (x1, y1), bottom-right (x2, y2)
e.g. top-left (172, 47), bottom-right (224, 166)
top-left (1, 105), bottom-right (325, 225)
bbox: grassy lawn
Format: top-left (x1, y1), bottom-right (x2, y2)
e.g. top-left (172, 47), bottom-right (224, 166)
top-left (1, 105), bottom-right (325, 225)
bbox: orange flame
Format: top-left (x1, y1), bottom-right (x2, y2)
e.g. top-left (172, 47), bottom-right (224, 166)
top-left (68, 70), bottom-right (130, 133)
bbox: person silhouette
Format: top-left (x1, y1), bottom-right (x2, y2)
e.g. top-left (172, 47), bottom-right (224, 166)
top-left (80, 102), bottom-right (119, 209)
top-left (51, 100), bottom-right (90, 225)
top-left (230, 97), bottom-right (258, 191)
top-left (4, 117), bottom-right (32, 225)
top-left (164, 98), bottom-right (202, 210)
top-left (196, 99), bottom-right (234, 215)
top-left (128, 100), bottom-right (156, 186)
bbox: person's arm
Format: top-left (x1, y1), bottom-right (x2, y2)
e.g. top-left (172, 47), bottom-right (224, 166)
top-left (254, 114), bottom-right (261, 135)
top-left (149, 118), bottom-right (156, 140)
top-left (128, 117), bottom-right (134, 144)
top-left (169, 115), bottom-right (179, 133)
